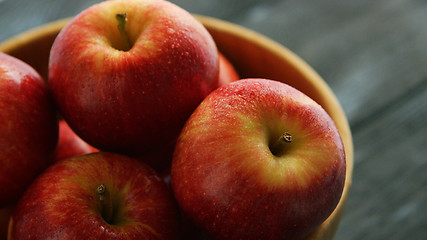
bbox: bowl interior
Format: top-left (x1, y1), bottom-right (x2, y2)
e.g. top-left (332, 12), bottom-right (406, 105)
top-left (0, 15), bottom-right (353, 240)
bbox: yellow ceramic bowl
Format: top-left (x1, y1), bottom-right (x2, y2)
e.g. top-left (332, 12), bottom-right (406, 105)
top-left (0, 15), bottom-right (353, 240)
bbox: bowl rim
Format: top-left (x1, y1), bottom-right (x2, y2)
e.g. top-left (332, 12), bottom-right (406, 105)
top-left (0, 15), bottom-right (353, 240)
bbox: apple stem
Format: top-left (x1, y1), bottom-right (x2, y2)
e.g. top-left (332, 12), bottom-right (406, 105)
top-left (96, 184), bottom-right (113, 224)
top-left (116, 13), bottom-right (131, 51)
top-left (270, 132), bottom-right (293, 157)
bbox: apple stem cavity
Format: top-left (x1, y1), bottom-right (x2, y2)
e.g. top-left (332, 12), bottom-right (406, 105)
top-left (270, 132), bottom-right (293, 157)
top-left (96, 184), bottom-right (114, 224)
top-left (115, 13), bottom-right (132, 51)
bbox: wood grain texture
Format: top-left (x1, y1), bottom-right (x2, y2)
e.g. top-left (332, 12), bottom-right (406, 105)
top-left (1, 0), bottom-right (426, 239)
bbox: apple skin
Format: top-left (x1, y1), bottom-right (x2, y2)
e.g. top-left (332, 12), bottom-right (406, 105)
top-left (218, 52), bottom-right (239, 87)
top-left (171, 79), bottom-right (346, 240)
top-left (48, 0), bottom-right (218, 157)
top-left (9, 152), bottom-right (181, 240)
top-left (52, 120), bottom-right (98, 163)
top-left (0, 52), bottom-right (58, 206)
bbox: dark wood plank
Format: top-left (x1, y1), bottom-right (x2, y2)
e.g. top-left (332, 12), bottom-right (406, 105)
top-left (226, 0), bottom-right (427, 126)
top-left (336, 78), bottom-right (427, 240)
top-left (0, 0), bottom-right (101, 41)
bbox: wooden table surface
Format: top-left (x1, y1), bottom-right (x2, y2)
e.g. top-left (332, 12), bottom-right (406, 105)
top-left (1, 0), bottom-right (426, 239)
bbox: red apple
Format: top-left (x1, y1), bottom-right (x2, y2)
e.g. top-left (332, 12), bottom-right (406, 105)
top-left (9, 152), bottom-right (181, 240)
top-left (171, 79), bottom-right (346, 240)
top-left (52, 120), bottom-right (98, 163)
top-left (0, 52), bottom-right (58, 206)
top-left (48, 0), bottom-right (219, 159)
top-left (218, 52), bottom-right (239, 87)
